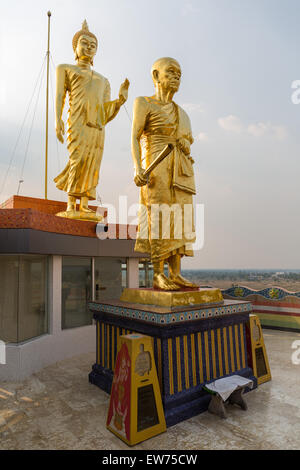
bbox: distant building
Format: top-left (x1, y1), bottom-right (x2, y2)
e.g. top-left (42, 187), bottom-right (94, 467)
top-left (272, 272), bottom-right (285, 278)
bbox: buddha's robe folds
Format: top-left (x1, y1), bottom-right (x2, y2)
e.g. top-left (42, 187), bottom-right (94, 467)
top-left (135, 97), bottom-right (196, 262)
top-left (54, 65), bottom-right (120, 200)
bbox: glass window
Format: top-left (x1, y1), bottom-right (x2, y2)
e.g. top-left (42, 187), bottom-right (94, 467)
top-left (18, 255), bottom-right (48, 342)
top-left (139, 261), bottom-right (153, 288)
top-left (0, 256), bottom-right (19, 342)
top-left (62, 257), bottom-right (92, 329)
top-left (122, 263), bottom-right (127, 289)
top-left (0, 255), bottom-right (48, 343)
top-left (94, 258), bottom-right (124, 302)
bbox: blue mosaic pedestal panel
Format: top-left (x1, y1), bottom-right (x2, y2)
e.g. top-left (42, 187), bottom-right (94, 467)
top-left (88, 299), bottom-right (257, 427)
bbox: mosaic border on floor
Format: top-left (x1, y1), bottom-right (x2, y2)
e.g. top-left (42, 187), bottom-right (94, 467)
top-left (222, 285), bottom-right (300, 301)
top-left (89, 301), bottom-right (252, 325)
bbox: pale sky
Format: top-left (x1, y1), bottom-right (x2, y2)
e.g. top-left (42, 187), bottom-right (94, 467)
top-left (1, 0), bottom-right (300, 269)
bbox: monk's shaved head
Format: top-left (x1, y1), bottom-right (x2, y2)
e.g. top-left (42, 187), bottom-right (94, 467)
top-left (151, 57), bottom-right (181, 82)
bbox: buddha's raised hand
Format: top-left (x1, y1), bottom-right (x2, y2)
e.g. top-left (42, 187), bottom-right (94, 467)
top-left (119, 78), bottom-right (130, 105)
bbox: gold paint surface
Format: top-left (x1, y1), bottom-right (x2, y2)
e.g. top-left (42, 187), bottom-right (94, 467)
top-left (120, 287), bottom-right (223, 307)
top-left (217, 329), bottom-right (224, 377)
top-left (107, 334), bottom-right (166, 446)
top-left (176, 337), bottom-right (182, 392)
top-left (55, 210), bottom-right (103, 222)
top-left (235, 324), bottom-right (241, 370)
top-left (106, 325), bottom-right (110, 369)
top-left (111, 326), bottom-right (115, 370)
top-left (240, 323), bottom-right (246, 368)
top-left (131, 57), bottom-right (199, 291)
top-left (54, 20), bottom-right (129, 221)
top-left (183, 336), bottom-right (190, 389)
top-left (101, 323), bottom-right (104, 367)
top-left (211, 330), bottom-right (217, 379)
top-left (191, 334), bottom-right (197, 387)
top-left (204, 332), bottom-right (210, 381)
top-left (229, 326), bottom-right (235, 372)
top-left (223, 327), bottom-right (229, 375)
top-left (157, 338), bottom-right (162, 392)
top-left (248, 315), bottom-right (272, 385)
top-left (97, 322), bottom-right (100, 365)
top-left (197, 333), bottom-right (204, 384)
top-left (168, 339), bottom-right (174, 395)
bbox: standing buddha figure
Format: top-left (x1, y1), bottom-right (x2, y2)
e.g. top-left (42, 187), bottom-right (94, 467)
top-left (54, 20), bottom-right (129, 221)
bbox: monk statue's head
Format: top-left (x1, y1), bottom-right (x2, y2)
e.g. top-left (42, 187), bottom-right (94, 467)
top-left (73, 20), bottom-right (98, 65)
top-left (151, 57), bottom-right (181, 93)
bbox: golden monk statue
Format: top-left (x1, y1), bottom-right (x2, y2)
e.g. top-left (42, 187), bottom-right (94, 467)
top-left (54, 20), bottom-right (129, 221)
top-left (131, 57), bottom-right (198, 291)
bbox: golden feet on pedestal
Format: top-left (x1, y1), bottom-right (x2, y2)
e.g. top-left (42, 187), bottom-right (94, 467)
top-left (153, 273), bottom-right (180, 291)
top-left (55, 210), bottom-right (103, 222)
top-left (169, 273), bottom-right (199, 289)
top-left (80, 207), bottom-right (95, 214)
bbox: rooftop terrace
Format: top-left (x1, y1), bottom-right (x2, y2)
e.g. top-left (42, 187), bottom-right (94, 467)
top-left (0, 329), bottom-right (299, 450)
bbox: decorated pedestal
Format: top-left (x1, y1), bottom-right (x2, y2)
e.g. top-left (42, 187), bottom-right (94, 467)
top-left (88, 295), bottom-right (257, 427)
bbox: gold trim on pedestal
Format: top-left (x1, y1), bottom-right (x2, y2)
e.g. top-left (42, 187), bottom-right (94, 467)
top-left (120, 288), bottom-right (224, 308)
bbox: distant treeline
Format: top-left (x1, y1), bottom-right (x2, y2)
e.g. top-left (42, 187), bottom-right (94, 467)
top-left (181, 270), bottom-right (300, 281)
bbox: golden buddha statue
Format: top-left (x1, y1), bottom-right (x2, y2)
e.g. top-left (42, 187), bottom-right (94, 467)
top-left (54, 20), bottom-right (129, 221)
top-left (131, 57), bottom-right (198, 291)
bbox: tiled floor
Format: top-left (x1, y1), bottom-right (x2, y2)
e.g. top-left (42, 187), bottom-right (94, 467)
top-left (0, 329), bottom-right (299, 450)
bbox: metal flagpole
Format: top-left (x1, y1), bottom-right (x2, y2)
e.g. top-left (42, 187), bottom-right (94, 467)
top-left (45, 11), bottom-right (51, 200)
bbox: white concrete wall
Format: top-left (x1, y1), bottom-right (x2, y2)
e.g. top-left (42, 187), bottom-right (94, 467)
top-left (0, 254), bottom-right (140, 382)
top-left (127, 257), bottom-right (139, 288)
top-left (0, 255), bottom-right (96, 382)
top-left (0, 326), bottom-right (96, 382)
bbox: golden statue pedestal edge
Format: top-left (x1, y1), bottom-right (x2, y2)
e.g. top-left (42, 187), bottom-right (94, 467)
top-left (120, 287), bottom-right (224, 308)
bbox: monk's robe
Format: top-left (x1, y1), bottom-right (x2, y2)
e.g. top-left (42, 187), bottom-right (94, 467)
top-left (54, 65), bottom-right (120, 200)
top-left (135, 96), bottom-right (196, 262)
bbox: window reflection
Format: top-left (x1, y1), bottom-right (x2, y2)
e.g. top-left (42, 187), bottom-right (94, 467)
top-left (0, 255), bottom-right (48, 343)
top-left (18, 256), bottom-right (48, 342)
top-left (0, 256), bottom-right (19, 342)
top-left (62, 257), bottom-right (92, 329)
top-left (94, 258), bottom-right (124, 302)
top-left (139, 261), bottom-right (153, 288)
